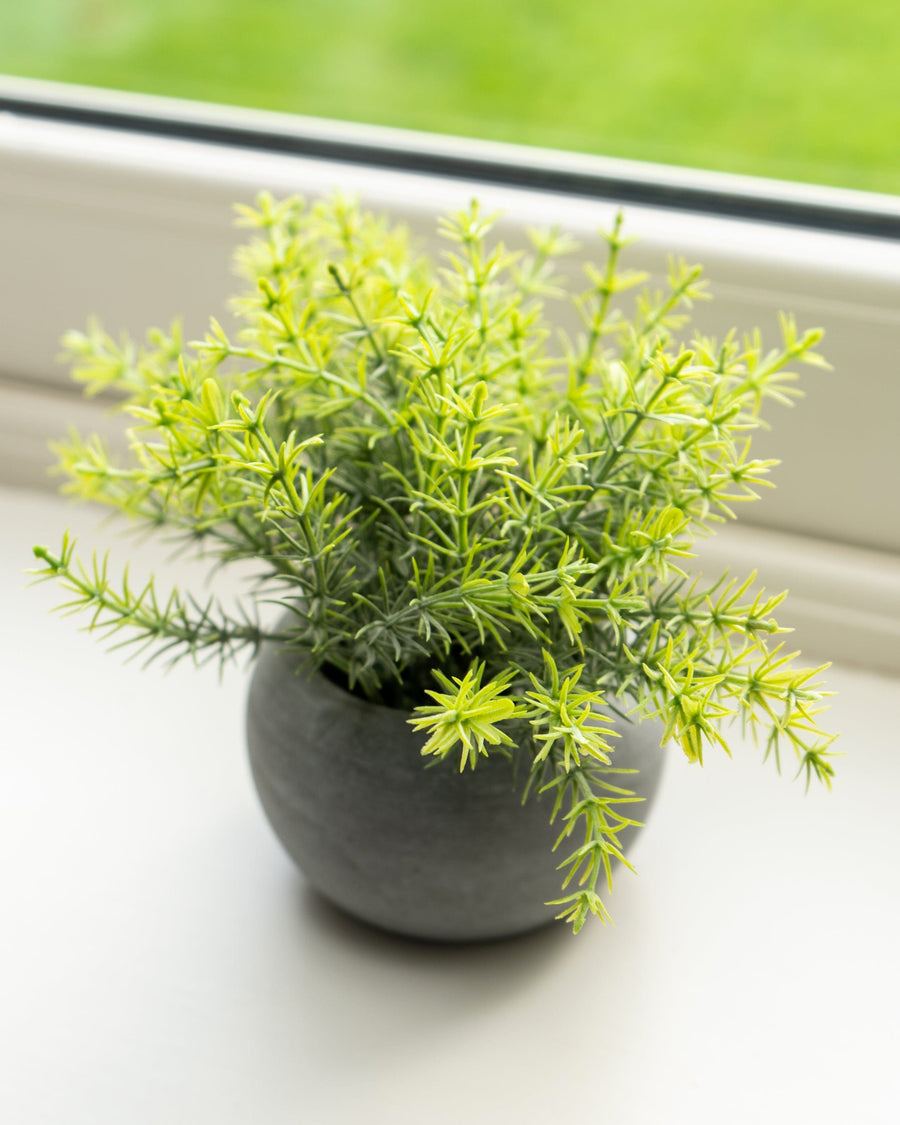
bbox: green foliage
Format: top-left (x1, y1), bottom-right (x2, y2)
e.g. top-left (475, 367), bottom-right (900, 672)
top-left (32, 194), bottom-right (837, 931)
top-left (4, 1), bottom-right (900, 194)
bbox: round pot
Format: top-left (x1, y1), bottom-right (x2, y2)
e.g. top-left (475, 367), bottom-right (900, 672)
top-left (246, 639), bottom-right (666, 942)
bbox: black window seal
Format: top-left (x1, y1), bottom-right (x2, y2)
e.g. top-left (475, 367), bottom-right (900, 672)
top-left (2, 84), bottom-right (900, 241)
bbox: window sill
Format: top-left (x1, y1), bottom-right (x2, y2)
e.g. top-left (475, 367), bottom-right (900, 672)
top-left (3, 482), bottom-right (898, 1123)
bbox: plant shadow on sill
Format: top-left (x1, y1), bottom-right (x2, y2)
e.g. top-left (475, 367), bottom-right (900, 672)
top-left (284, 880), bottom-right (576, 1063)
top-left (219, 863), bottom-right (654, 1098)
top-left (278, 875), bottom-right (652, 1074)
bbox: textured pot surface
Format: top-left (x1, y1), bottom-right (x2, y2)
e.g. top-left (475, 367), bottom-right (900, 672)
top-left (246, 641), bottom-right (666, 942)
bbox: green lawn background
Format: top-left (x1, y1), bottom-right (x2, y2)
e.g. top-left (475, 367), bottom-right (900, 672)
top-left (2, 0), bottom-right (898, 194)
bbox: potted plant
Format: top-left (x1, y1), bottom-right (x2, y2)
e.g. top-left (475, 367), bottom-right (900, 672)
top-left (32, 194), bottom-right (836, 941)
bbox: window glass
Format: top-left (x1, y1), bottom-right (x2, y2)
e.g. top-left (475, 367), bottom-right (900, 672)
top-left (2, 0), bottom-right (898, 195)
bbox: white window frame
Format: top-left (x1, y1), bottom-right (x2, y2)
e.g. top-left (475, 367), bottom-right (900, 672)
top-left (2, 75), bottom-right (899, 671)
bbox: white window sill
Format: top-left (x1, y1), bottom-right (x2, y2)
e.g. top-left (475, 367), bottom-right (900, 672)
top-left (3, 483), bottom-right (898, 1123)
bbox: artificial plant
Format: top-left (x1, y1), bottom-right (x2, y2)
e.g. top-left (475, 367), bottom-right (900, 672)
top-left (33, 194), bottom-right (836, 930)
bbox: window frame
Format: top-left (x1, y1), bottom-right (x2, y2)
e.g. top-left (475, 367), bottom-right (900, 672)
top-left (2, 75), bottom-right (899, 672)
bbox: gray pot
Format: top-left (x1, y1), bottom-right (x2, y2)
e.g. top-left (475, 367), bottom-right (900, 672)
top-left (246, 639), bottom-right (666, 942)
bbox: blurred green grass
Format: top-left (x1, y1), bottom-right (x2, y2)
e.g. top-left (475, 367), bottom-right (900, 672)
top-left (3, 0), bottom-right (899, 194)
